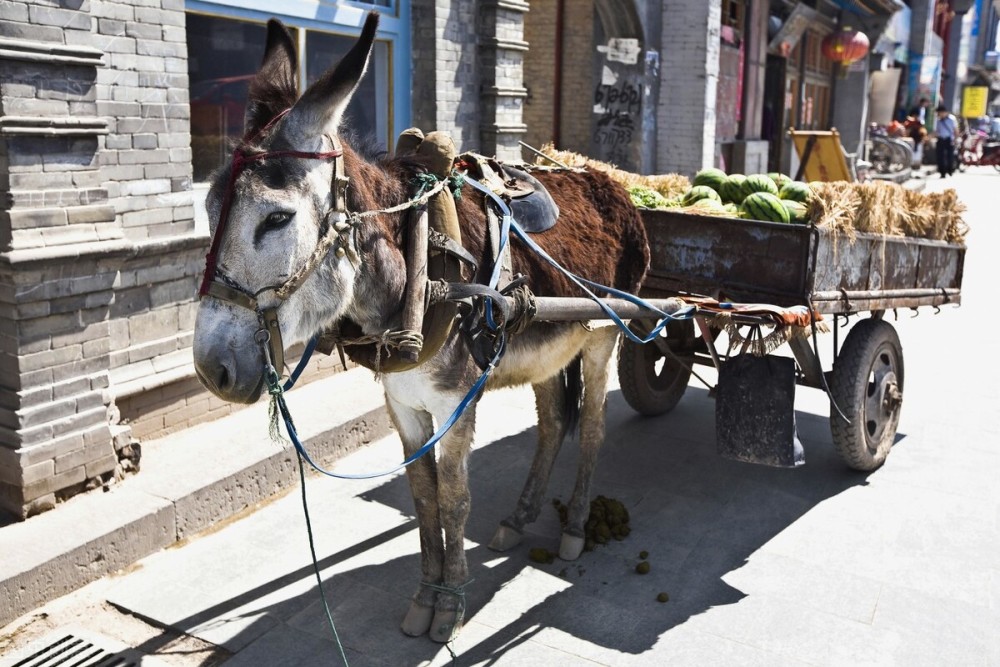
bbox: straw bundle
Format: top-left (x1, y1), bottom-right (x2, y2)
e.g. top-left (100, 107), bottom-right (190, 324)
top-left (536, 143), bottom-right (690, 199)
top-left (809, 181), bottom-right (967, 245)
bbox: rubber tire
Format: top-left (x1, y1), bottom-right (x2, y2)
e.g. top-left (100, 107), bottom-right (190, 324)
top-left (618, 320), bottom-right (693, 416)
top-left (829, 319), bottom-right (904, 471)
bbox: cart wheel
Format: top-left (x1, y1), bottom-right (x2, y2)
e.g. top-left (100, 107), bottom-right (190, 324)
top-left (617, 319), bottom-right (694, 416)
top-left (829, 319), bottom-right (904, 471)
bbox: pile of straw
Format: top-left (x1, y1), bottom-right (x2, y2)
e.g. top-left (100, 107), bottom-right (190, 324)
top-left (536, 143), bottom-right (690, 199)
top-left (809, 181), bottom-right (968, 245)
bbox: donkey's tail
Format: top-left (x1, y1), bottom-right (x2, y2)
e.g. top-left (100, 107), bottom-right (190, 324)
top-left (561, 354), bottom-right (583, 439)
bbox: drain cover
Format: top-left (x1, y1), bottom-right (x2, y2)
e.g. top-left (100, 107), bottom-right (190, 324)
top-left (0, 627), bottom-right (167, 667)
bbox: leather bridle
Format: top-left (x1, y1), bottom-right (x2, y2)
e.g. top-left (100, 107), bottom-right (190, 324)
top-left (198, 109), bottom-right (349, 376)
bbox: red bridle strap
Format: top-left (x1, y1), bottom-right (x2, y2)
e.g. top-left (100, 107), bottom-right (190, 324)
top-left (198, 143), bottom-right (344, 298)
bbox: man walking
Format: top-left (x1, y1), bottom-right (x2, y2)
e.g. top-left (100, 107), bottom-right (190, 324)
top-left (934, 103), bottom-right (957, 177)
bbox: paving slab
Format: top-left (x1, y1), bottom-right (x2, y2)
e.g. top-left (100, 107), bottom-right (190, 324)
top-left (0, 366), bottom-right (392, 628)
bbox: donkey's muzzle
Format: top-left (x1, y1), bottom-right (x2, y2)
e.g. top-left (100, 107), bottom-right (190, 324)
top-left (193, 336), bottom-right (264, 404)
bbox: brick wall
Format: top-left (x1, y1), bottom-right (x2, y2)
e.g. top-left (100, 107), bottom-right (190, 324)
top-left (657, 0), bottom-right (721, 176)
top-left (522, 0), bottom-right (556, 156)
top-left (559, 0), bottom-right (595, 157)
top-left (0, 0), bottom-right (206, 519)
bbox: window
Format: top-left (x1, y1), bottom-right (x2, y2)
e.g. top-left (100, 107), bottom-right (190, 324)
top-left (187, 13), bottom-right (392, 183)
top-left (305, 32), bottom-right (390, 148)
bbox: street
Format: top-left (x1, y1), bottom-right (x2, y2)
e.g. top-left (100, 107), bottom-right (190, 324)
top-left (2, 166), bottom-right (998, 666)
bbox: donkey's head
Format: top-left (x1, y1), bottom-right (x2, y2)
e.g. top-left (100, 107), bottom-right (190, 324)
top-left (193, 13), bottom-right (379, 403)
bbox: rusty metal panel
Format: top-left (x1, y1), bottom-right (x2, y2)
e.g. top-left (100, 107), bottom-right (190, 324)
top-left (812, 234), bottom-right (871, 293)
top-left (917, 242), bottom-right (965, 291)
top-left (642, 210), bottom-right (810, 304)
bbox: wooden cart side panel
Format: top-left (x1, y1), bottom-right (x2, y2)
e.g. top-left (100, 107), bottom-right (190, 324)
top-left (917, 243), bottom-right (964, 291)
top-left (643, 210), bottom-right (810, 304)
top-left (639, 210), bottom-right (965, 312)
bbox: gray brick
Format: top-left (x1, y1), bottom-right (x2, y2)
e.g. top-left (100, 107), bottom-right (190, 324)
top-left (66, 205), bottom-right (116, 225)
top-left (118, 148), bottom-right (169, 164)
top-left (92, 0), bottom-right (133, 21)
top-left (162, 24), bottom-right (185, 42)
top-left (0, 19), bottom-right (62, 41)
top-left (124, 20), bottom-right (160, 40)
top-left (121, 208), bottom-right (172, 227)
top-left (29, 4), bottom-right (92, 30)
top-left (0, 2), bottom-right (29, 22)
top-left (133, 133), bottom-right (158, 149)
top-left (7, 208), bottom-right (67, 230)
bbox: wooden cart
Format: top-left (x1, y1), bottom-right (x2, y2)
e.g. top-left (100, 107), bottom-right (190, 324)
top-left (616, 209), bottom-right (965, 471)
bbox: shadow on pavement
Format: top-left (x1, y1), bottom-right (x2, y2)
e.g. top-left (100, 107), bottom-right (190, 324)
top-left (138, 385), bottom-right (879, 665)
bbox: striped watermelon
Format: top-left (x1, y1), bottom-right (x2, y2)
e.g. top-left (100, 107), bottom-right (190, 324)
top-left (741, 192), bottom-right (790, 223)
top-left (782, 200), bottom-right (809, 223)
top-left (682, 185), bottom-right (722, 206)
top-left (768, 172), bottom-right (791, 189)
top-left (744, 174), bottom-right (779, 197)
top-left (779, 180), bottom-right (812, 203)
top-left (720, 174), bottom-right (747, 203)
top-left (693, 168), bottom-right (727, 193)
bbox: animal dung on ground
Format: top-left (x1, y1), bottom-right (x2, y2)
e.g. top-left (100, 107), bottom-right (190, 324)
top-left (656, 592), bottom-right (670, 603)
top-left (639, 550), bottom-right (649, 559)
top-left (529, 547), bottom-right (556, 564)
top-left (635, 561), bottom-right (651, 575)
top-left (552, 495), bottom-right (631, 552)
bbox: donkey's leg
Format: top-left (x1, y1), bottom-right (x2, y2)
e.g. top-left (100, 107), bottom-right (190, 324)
top-left (386, 398), bottom-right (442, 637)
top-left (489, 372), bottom-right (570, 551)
top-left (428, 400), bottom-right (477, 643)
top-left (560, 327), bottom-right (619, 561)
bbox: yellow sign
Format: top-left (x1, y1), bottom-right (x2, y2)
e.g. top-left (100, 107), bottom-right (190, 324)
top-left (961, 86), bottom-right (989, 118)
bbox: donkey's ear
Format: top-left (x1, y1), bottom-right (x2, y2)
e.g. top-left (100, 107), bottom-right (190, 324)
top-left (285, 12), bottom-right (379, 145)
top-left (244, 19), bottom-right (299, 138)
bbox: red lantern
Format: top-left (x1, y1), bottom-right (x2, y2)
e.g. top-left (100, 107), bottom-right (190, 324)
top-left (821, 27), bottom-right (870, 67)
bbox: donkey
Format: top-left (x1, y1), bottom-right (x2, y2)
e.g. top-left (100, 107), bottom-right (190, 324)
top-left (192, 13), bottom-right (650, 643)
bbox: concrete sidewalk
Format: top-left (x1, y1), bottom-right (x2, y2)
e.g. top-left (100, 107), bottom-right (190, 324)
top-left (0, 365), bottom-right (394, 630)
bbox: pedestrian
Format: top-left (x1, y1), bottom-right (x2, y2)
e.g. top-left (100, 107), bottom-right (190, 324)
top-left (991, 114), bottom-right (1000, 140)
top-left (934, 103), bottom-right (958, 177)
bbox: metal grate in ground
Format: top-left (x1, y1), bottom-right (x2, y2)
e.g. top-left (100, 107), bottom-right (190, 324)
top-left (0, 627), bottom-right (167, 667)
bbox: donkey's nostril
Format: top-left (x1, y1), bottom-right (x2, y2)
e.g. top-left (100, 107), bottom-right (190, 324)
top-left (217, 365), bottom-right (231, 391)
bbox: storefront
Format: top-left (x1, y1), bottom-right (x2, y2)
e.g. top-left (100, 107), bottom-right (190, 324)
top-left (185, 1), bottom-right (410, 184)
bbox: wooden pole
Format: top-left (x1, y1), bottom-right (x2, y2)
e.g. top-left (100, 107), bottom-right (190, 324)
top-left (399, 209), bottom-right (429, 362)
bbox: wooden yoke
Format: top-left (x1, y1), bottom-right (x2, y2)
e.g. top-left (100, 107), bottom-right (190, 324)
top-left (397, 129), bottom-right (463, 364)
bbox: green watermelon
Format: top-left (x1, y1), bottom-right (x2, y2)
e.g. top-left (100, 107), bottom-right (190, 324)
top-left (744, 174), bottom-right (780, 197)
top-left (693, 168), bottom-right (727, 192)
top-left (682, 185), bottom-right (722, 206)
top-left (782, 200), bottom-right (809, 223)
top-left (779, 180), bottom-right (812, 203)
top-left (741, 192), bottom-right (790, 223)
top-left (768, 172), bottom-right (791, 189)
top-left (720, 174), bottom-right (747, 203)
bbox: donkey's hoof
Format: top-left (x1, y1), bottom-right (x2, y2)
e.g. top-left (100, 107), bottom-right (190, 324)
top-left (400, 600), bottom-right (434, 637)
top-left (429, 608), bottom-right (464, 643)
top-left (488, 524), bottom-right (523, 552)
top-left (558, 533), bottom-right (586, 561)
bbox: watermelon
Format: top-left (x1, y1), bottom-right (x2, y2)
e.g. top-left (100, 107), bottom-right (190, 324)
top-left (779, 180), bottom-right (812, 203)
top-left (782, 200), bottom-right (809, 223)
top-left (741, 192), bottom-right (790, 223)
top-left (744, 173), bottom-right (780, 197)
top-left (682, 185), bottom-right (722, 206)
top-left (693, 168), bottom-right (727, 192)
top-left (720, 174), bottom-right (747, 203)
top-left (768, 172), bottom-right (791, 189)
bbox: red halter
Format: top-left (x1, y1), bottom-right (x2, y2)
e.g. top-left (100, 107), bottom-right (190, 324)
top-left (198, 109), bottom-right (344, 298)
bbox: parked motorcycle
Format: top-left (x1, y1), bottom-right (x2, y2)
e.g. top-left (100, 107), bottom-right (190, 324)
top-left (957, 128), bottom-right (1000, 171)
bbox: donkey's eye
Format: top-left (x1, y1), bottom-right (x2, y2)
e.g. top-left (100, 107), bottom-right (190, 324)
top-left (264, 211), bottom-right (294, 229)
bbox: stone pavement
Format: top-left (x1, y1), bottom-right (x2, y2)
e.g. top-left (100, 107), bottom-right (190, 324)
top-left (1, 168), bottom-right (999, 665)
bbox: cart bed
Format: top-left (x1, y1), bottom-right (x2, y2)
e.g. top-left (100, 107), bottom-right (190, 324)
top-left (640, 209), bottom-right (964, 314)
